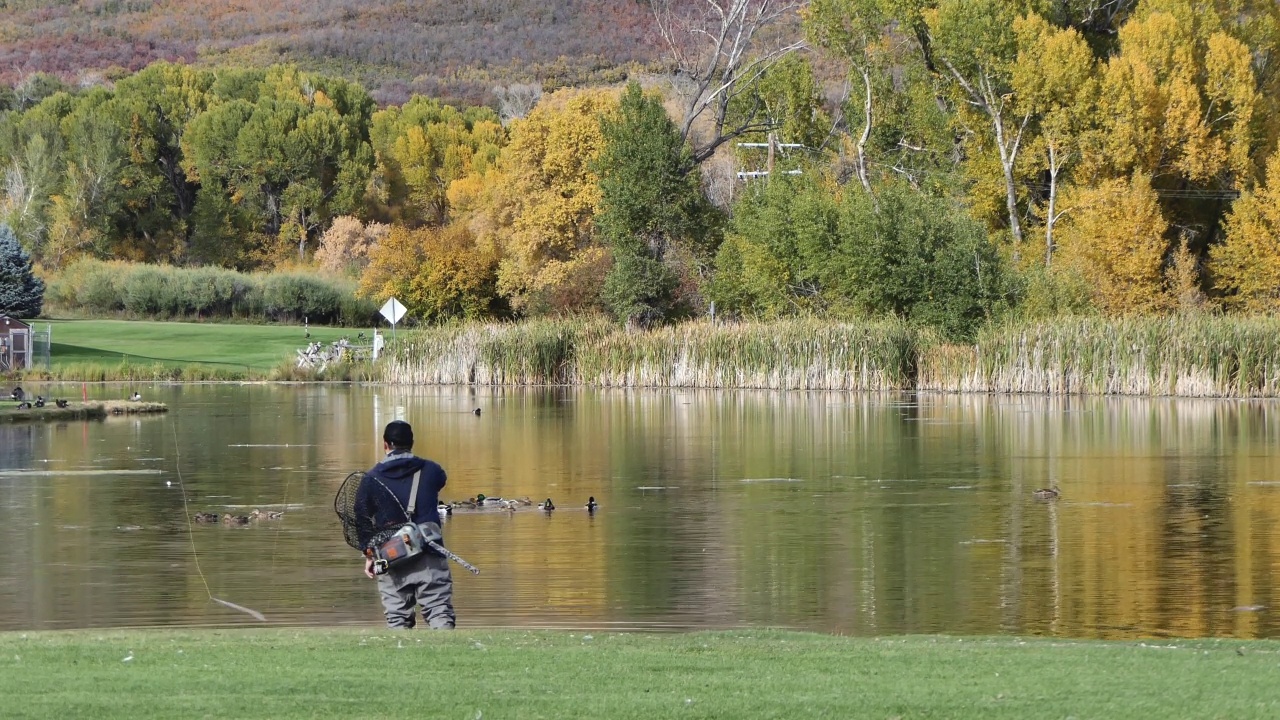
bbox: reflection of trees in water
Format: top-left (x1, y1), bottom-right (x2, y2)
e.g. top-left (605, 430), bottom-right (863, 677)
top-left (9, 386), bottom-right (1280, 636)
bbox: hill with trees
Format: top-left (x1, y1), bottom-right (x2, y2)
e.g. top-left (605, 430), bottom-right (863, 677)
top-left (0, 0), bottom-right (664, 105)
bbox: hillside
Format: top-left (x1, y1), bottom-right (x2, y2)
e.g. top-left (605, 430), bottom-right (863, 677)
top-left (0, 0), bottom-right (666, 105)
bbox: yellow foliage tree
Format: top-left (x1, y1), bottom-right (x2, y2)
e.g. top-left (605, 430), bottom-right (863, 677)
top-left (483, 88), bottom-right (620, 312)
top-left (359, 223), bottom-right (501, 322)
top-left (314, 216), bottom-right (389, 275)
top-left (1053, 173), bottom-right (1171, 314)
top-left (1211, 150), bottom-right (1280, 310)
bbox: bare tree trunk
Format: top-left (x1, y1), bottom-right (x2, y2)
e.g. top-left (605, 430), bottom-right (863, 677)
top-left (946, 61), bottom-right (1027, 251)
top-left (1045, 142), bottom-right (1060, 267)
top-left (855, 66), bottom-right (873, 194)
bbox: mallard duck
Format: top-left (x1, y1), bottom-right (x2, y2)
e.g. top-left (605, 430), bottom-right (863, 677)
top-left (54, 399), bottom-right (68, 408)
top-left (9, 387), bottom-right (24, 401)
top-left (538, 498), bottom-right (555, 511)
top-left (437, 503), bottom-right (453, 516)
top-left (222, 513), bottom-right (251, 526)
top-left (193, 512), bottom-right (220, 523)
top-left (514, 496), bottom-right (533, 506)
top-left (475, 493), bottom-right (504, 506)
top-left (33, 396), bottom-right (45, 408)
top-left (473, 407), bottom-right (482, 416)
top-left (452, 499), bottom-right (477, 509)
top-left (1032, 487), bottom-right (1060, 501)
top-left (586, 496), bottom-right (599, 512)
top-left (130, 392), bottom-right (142, 401)
top-left (250, 509), bottom-right (283, 520)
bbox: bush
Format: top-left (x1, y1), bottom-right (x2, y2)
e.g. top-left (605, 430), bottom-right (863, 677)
top-left (43, 258), bottom-right (365, 325)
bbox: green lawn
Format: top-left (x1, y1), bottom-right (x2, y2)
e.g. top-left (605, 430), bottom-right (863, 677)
top-left (0, 628), bottom-right (1275, 719)
top-left (44, 319), bottom-right (363, 370)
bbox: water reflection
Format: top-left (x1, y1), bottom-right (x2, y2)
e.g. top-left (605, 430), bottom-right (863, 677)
top-left (0, 385), bottom-right (1278, 639)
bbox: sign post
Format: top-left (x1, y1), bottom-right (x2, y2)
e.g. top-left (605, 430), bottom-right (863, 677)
top-left (379, 297), bottom-right (407, 346)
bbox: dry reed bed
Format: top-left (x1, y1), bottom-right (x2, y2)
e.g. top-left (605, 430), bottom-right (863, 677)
top-left (385, 318), bottom-right (917, 390)
top-left (918, 316), bottom-right (1280, 397)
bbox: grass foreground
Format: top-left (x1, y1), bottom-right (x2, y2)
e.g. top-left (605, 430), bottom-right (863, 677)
top-left (1, 628), bottom-right (1276, 719)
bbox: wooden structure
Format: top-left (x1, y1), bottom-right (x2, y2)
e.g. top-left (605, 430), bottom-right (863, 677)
top-left (0, 316), bottom-right (31, 371)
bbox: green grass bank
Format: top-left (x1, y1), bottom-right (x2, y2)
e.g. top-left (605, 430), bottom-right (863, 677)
top-left (9, 319), bottom-right (375, 381)
top-left (1, 628), bottom-right (1274, 719)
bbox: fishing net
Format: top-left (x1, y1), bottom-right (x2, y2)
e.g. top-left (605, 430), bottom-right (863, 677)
top-left (334, 471), bottom-right (379, 552)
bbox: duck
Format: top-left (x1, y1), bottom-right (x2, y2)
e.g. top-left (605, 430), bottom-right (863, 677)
top-left (452, 499), bottom-right (477, 509)
top-left (33, 396), bottom-right (45, 408)
top-left (15, 401), bottom-right (32, 410)
top-left (54, 399), bottom-right (68, 409)
top-left (250, 509), bottom-right (283, 521)
top-left (222, 513), bottom-right (251, 526)
top-left (130, 392), bottom-right (142, 401)
top-left (538, 498), bottom-right (555, 511)
top-left (1032, 486), bottom-right (1060, 501)
top-left (515, 496), bottom-right (533, 506)
top-left (10, 386), bottom-right (24, 401)
top-left (193, 512), bottom-right (220, 523)
top-left (586, 496), bottom-right (599, 512)
top-left (475, 493), bottom-right (504, 506)
top-left (437, 503), bottom-right (453, 516)
top-left (473, 407), bottom-right (482, 416)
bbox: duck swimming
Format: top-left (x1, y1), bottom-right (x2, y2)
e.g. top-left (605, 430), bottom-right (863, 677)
top-left (473, 407), bottom-right (481, 416)
top-left (250, 509), bottom-right (283, 521)
top-left (222, 513), bottom-right (251, 526)
top-left (1032, 487), bottom-right (1060, 501)
top-left (437, 503), bottom-right (453, 517)
top-left (193, 512), bottom-right (219, 523)
top-left (475, 494), bottom-right (504, 506)
top-left (586, 496), bottom-right (599, 512)
top-left (538, 498), bottom-right (555, 511)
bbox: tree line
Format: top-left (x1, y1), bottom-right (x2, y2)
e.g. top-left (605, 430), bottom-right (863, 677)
top-left (3, 0), bottom-right (1280, 339)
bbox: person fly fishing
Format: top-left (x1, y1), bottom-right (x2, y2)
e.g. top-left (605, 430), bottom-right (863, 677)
top-left (351, 420), bottom-right (456, 629)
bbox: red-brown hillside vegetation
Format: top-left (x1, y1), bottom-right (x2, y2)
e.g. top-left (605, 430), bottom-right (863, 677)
top-left (0, 0), bottom-right (666, 104)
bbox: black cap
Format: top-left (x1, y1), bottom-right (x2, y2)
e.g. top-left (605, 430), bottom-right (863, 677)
top-left (383, 420), bottom-right (414, 450)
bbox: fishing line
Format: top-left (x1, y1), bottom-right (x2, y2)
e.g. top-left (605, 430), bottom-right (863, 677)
top-left (171, 420), bottom-right (267, 622)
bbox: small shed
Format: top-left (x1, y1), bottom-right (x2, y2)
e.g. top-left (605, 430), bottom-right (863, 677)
top-left (0, 316), bottom-right (31, 371)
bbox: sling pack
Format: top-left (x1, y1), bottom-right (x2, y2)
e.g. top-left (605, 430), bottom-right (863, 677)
top-left (366, 470), bottom-right (437, 575)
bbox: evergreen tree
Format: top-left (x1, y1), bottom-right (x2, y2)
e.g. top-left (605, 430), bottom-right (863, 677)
top-left (0, 223), bottom-right (44, 318)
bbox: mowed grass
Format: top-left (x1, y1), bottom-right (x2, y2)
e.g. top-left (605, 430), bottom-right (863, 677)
top-left (45, 319), bottom-right (358, 370)
top-left (1, 628), bottom-right (1276, 719)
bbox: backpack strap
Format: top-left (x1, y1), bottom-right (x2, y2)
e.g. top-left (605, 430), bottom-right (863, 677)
top-left (405, 470), bottom-right (423, 517)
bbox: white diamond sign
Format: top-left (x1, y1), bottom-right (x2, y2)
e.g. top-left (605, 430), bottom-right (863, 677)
top-left (379, 297), bottom-right (407, 325)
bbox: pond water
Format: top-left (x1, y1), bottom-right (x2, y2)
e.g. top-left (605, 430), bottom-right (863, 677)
top-left (1, 384), bottom-right (1279, 639)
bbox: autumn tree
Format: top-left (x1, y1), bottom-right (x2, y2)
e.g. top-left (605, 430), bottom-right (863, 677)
top-left (481, 88), bottom-right (619, 313)
top-left (1210, 150), bottom-right (1280, 310)
top-left (1053, 173), bottom-right (1170, 314)
top-left (1011, 14), bottom-right (1095, 265)
top-left (315, 216), bottom-right (389, 275)
top-left (367, 97), bottom-right (504, 226)
top-left (359, 223), bottom-right (503, 322)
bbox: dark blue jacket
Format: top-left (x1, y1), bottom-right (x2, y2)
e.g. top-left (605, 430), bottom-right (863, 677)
top-left (354, 451), bottom-right (447, 548)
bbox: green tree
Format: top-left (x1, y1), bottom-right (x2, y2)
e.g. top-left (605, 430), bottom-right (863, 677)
top-left (595, 83), bottom-right (718, 323)
top-left (836, 183), bottom-right (1011, 340)
top-left (0, 223), bottom-right (44, 318)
